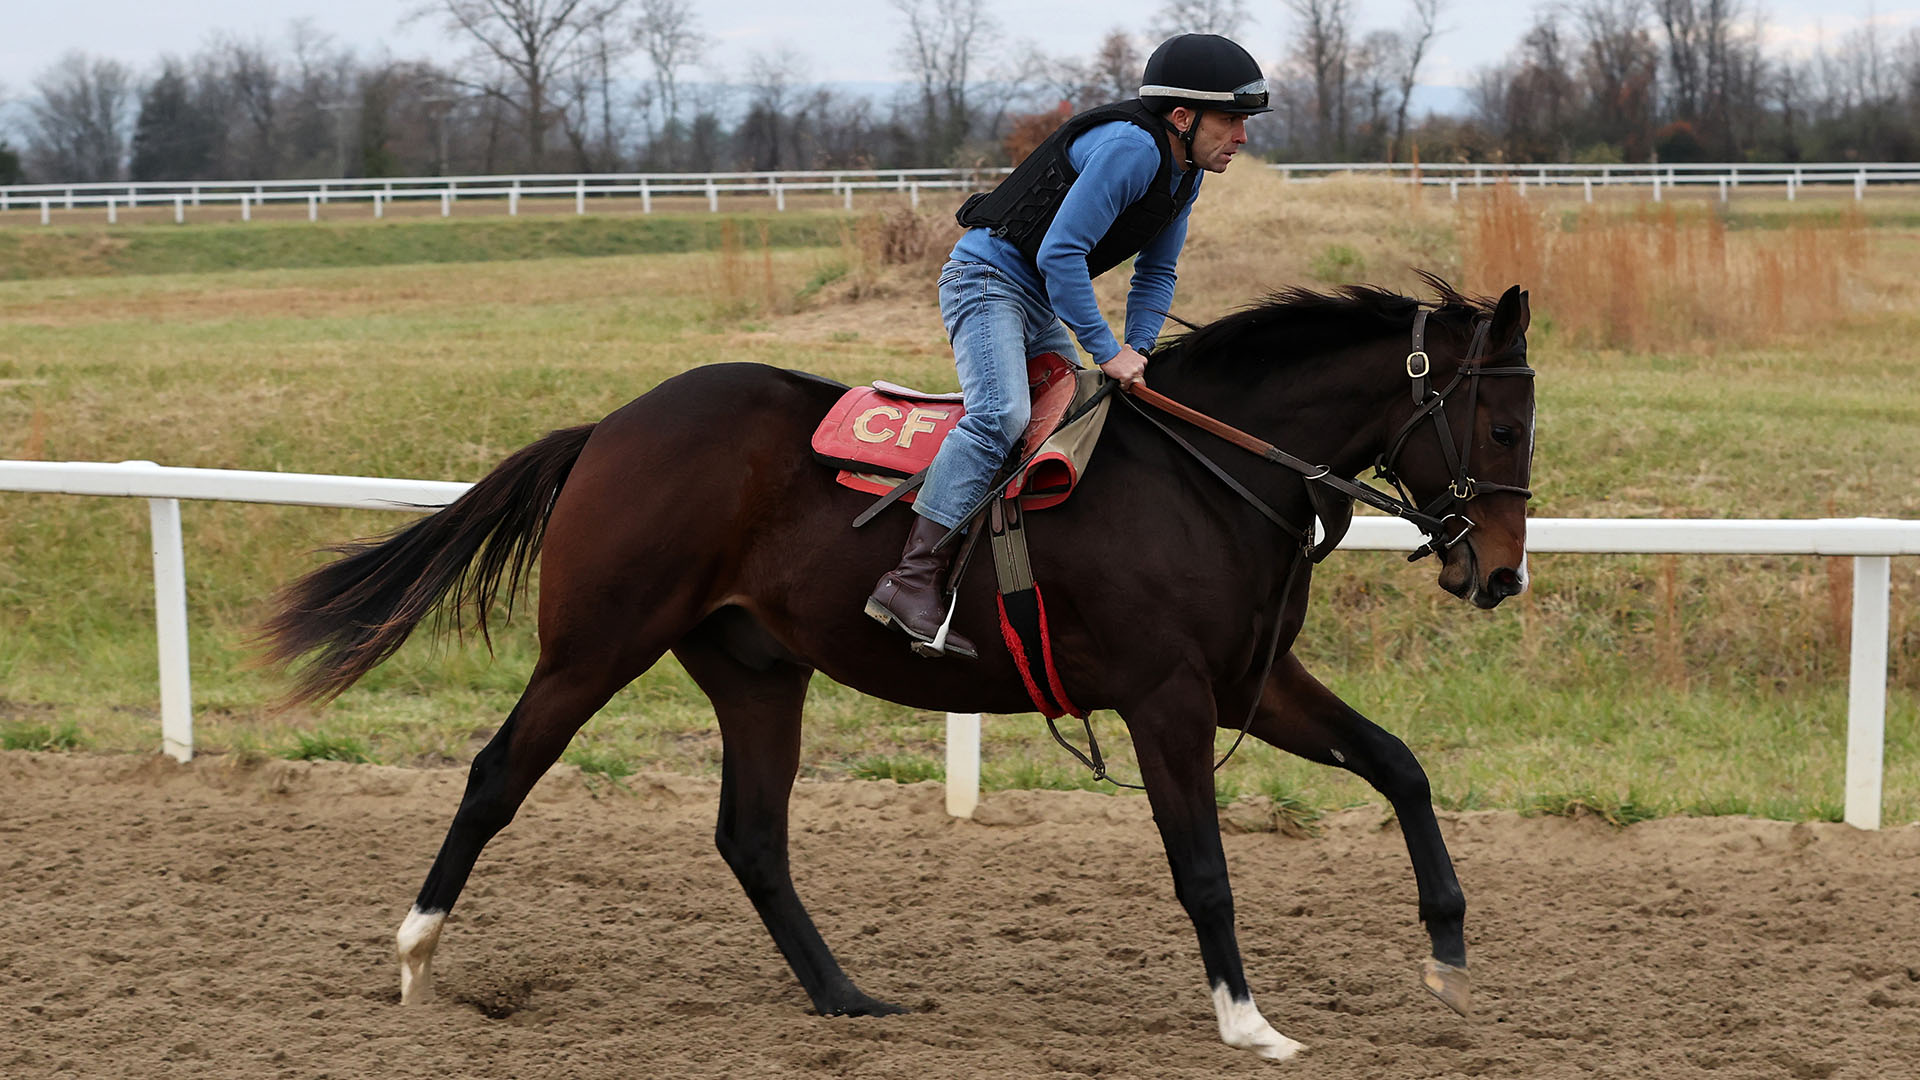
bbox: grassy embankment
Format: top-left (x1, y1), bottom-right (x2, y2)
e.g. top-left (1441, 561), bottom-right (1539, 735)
top-left (1, 170), bottom-right (1915, 823)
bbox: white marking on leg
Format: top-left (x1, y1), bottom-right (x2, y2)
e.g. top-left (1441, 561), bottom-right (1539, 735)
top-left (1212, 984), bottom-right (1304, 1061)
top-left (396, 906), bottom-right (446, 1005)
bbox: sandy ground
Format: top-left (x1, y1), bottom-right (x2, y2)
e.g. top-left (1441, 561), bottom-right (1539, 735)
top-left (3, 751), bottom-right (1918, 1080)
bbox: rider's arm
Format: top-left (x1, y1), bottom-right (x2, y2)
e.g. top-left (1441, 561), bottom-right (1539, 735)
top-left (1123, 192), bottom-right (1195, 354)
top-left (1034, 125), bottom-right (1160, 366)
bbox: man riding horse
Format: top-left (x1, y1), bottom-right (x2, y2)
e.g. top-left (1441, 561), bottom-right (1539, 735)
top-left (866, 33), bottom-right (1272, 659)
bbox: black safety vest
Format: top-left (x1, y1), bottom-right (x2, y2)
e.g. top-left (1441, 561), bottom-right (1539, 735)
top-left (955, 99), bottom-right (1199, 280)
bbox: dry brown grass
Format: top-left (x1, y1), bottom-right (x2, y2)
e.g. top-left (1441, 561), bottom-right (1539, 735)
top-left (1462, 183), bottom-right (1870, 350)
top-left (1168, 168), bottom-right (1457, 320)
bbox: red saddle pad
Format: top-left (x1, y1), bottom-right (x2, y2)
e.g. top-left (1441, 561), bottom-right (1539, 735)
top-left (811, 353), bottom-right (1085, 510)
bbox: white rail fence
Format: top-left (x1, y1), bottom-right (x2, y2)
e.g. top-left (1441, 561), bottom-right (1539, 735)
top-left (5, 162), bottom-right (1920, 224)
top-left (2, 459), bottom-right (1914, 829)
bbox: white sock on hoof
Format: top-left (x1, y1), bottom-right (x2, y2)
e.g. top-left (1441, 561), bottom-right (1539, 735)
top-left (396, 906), bottom-right (446, 1005)
top-left (1212, 984), bottom-right (1304, 1062)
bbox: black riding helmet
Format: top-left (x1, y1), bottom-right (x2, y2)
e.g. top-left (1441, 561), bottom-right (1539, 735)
top-left (1138, 34), bottom-right (1270, 167)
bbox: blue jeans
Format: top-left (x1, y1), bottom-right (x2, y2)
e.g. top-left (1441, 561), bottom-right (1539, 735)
top-left (915, 260), bottom-right (1079, 529)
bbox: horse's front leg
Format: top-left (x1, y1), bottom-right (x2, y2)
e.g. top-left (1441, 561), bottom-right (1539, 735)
top-left (1249, 653), bottom-right (1470, 1015)
top-left (1125, 669), bottom-right (1305, 1062)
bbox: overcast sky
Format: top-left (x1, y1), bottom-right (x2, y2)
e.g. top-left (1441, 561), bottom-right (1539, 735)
top-left (4, 0), bottom-right (1914, 100)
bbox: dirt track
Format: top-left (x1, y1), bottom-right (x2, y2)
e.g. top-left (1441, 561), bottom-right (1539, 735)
top-left (3, 751), bottom-right (1918, 1079)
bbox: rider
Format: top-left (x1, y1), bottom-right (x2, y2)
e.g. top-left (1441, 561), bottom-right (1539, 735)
top-left (866, 33), bottom-right (1271, 659)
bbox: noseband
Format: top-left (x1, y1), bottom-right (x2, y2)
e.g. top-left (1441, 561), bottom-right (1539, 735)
top-left (1375, 309), bottom-right (1537, 562)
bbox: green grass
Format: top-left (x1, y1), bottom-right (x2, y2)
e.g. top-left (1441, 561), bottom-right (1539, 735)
top-left (0, 210), bottom-right (850, 280)
top-left (0, 719), bottom-right (86, 751)
top-left (849, 754), bottom-right (944, 784)
top-left (1, 204), bottom-right (1917, 823)
top-left (286, 730), bottom-right (369, 763)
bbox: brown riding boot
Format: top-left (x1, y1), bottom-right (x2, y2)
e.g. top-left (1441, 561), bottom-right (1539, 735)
top-left (864, 514), bottom-right (978, 660)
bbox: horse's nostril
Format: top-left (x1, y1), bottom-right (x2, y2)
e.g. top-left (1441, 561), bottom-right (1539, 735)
top-left (1488, 567), bottom-right (1523, 596)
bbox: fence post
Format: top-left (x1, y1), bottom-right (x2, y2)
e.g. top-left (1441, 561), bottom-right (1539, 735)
top-left (641, 179), bottom-right (652, 214)
top-left (146, 492), bottom-right (193, 763)
top-left (241, 195), bottom-right (251, 222)
top-left (173, 196), bottom-right (184, 224)
top-left (40, 199), bottom-right (50, 225)
top-left (509, 189), bottom-right (518, 216)
top-left (307, 194), bottom-right (317, 222)
top-left (1844, 556), bottom-right (1891, 830)
top-left (374, 192), bottom-right (384, 219)
top-left (945, 713), bottom-right (981, 818)
top-left (844, 185), bottom-right (853, 211)
top-left (910, 181), bottom-right (920, 209)
top-left (1652, 173), bottom-right (1662, 202)
top-left (441, 190), bottom-right (451, 217)
top-left (706, 179), bottom-right (718, 212)
top-left (1583, 177), bottom-right (1593, 203)
top-left (1787, 175), bottom-right (1796, 202)
top-left (1449, 179), bottom-right (1458, 201)
top-left (108, 196), bottom-right (117, 224)
top-left (1518, 176), bottom-right (1527, 197)
top-left (575, 178), bottom-right (585, 215)
top-left (775, 182), bottom-right (785, 212)
top-left (1855, 171), bottom-right (1866, 202)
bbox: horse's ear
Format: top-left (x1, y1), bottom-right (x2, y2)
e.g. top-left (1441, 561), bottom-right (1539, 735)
top-left (1489, 285), bottom-right (1530, 351)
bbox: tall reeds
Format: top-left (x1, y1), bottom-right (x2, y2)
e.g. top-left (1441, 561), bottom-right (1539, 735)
top-left (1463, 183), bottom-right (1868, 350)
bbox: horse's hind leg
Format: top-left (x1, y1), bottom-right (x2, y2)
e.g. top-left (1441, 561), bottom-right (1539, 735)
top-left (396, 651), bottom-right (644, 1004)
top-left (675, 614), bottom-right (904, 1017)
top-left (1250, 654), bottom-right (1470, 1015)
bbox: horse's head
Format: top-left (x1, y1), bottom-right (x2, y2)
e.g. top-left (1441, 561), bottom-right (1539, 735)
top-left (1377, 285), bottom-right (1536, 610)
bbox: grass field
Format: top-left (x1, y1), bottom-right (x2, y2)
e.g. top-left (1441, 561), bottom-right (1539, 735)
top-left (2, 167), bottom-right (1916, 823)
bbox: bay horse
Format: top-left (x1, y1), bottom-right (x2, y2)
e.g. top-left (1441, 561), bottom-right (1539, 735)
top-left (262, 278), bottom-right (1535, 1062)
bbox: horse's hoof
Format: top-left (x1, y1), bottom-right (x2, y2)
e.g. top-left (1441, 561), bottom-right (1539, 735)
top-left (1421, 958), bottom-right (1470, 1016)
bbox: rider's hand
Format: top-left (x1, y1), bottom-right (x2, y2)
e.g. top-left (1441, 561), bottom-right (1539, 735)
top-left (1100, 345), bottom-right (1149, 389)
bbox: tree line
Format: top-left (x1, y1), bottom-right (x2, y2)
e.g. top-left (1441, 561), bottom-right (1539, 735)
top-left (3, 0), bottom-right (1918, 186)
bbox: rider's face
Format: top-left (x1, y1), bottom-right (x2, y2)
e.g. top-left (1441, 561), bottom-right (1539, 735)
top-left (1175, 110), bottom-right (1249, 173)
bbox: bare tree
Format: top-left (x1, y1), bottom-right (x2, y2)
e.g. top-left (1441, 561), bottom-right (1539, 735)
top-left (221, 39), bottom-right (283, 178)
top-left (1284, 0), bottom-right (1353, 157)
top-left (736, 49), bottom-right (807, 170)
top-left (892, 0), bottom-right (998, 163)
top-left (1391, 0), bottom-right (1444, 161)
top-left (418, 0), bottom-right (623, 170)
top-left (1573, 0), bottom-right (1658, 159)
top-left (25, 52), bottom-right (135, 181)
top-left (557, 3), bottom-right (636, 169)
top-left (1084, 30), bottom-right (1144, 103)
top-left (632, 0), bottom-right (705, 149)
top-left (1147, 0), bottom-right (1251, 39)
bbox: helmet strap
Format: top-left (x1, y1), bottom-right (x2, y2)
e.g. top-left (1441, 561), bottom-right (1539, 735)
top-left (1161, 107), bottom-right (1202, 170)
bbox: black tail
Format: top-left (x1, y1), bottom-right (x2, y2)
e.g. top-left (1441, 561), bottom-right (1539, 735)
top-left (260, 424), bottom-right (597, 706)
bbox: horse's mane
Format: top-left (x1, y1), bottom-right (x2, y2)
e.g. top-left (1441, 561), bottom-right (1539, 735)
top-left (1156, 271), bottom-right (1495, 368)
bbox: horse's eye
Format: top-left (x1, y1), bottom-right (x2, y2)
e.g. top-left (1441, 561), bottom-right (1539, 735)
top-left (1491, 425), bottom-right (1517, 447)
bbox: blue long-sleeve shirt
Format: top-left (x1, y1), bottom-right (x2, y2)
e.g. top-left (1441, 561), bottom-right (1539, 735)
top-left (950, 120), bottom-right (1200, 365)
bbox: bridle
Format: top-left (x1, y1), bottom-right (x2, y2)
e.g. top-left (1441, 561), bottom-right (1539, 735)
top-left (1124, 305), bottom-right (1537, 568)
top-left (1374, 308), bottom-right (1538, 563)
